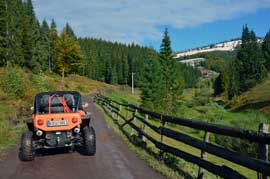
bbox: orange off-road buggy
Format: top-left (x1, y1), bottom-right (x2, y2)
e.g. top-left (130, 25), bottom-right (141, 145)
top-left (19, 91), bottom-right (96, 161)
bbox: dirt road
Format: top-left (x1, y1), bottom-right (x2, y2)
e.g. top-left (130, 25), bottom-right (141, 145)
top-left (0, 95), bottom-right (164, 179)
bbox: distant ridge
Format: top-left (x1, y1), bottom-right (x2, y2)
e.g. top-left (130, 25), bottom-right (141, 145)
top-left (174, 37), bottom-right (263, 58)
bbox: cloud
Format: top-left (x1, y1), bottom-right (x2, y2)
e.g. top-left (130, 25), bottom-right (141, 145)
top-left (33, 0), bottom-right (270, 44)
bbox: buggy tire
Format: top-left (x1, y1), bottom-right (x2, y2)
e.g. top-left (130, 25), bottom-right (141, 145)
top-left (20, 131), bottom-right (35, 161)
top-left (83, 126), bottom-right (96, 155)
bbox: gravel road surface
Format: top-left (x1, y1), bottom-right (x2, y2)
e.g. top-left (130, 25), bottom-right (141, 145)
top-left (0, 94), bottom-right (164, 179)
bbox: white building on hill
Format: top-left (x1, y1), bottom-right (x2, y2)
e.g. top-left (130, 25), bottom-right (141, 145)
top-left (178, 58), bottom-right (205, 67)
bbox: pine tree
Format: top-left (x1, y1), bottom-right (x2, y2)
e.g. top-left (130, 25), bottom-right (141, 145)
top-left (0, 0), bottom-right (7, 66)
top-left (105, 56), bottom-right (112, 83)
top-left (21, 0), bottom-right (42, 71)
top-left (141, 57), bottom-right (164, 112)
top-left (159, 28), bottom-right (184, 114)
top-left (65, 23), bottom-right (76, 39)
top-left (160, 28), bottom-right (172, 58)
top-left (39, 20), bottom-right (50, 71)
top-left (262, 31), bottom-right (270, 71)
top-left (249, 30), bottom-right (267, 82)
top-left (50, 19), bottom-right (58, 72)
top-left (111, 66), bottom-right (118, 84)
top-left (3, 0), bottom-right (25, 66)
top-left (122, 57), bottom-right (129, 84)
top-left (237, 25), bottom-right (266, 93)
top-left (214, 70), bottom-right (228, 96)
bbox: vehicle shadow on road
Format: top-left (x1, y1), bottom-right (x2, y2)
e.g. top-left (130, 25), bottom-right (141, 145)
top-left (35, 148), bottom-right (72, 156)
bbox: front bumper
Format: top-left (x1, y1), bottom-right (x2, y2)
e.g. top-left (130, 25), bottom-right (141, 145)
top-left (34, 130), bottom-right (82, 149)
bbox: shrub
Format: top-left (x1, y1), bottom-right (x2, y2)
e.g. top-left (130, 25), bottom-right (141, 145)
top-left (31, 74), bottom-right (54, 92)
top-left (77, 84), bottom-right (86, 92)
top-left (0, 67), bottom-right (26, 98)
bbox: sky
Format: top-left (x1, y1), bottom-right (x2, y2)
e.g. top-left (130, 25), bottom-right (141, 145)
top-left (33, 0), bottom-right (270, 52)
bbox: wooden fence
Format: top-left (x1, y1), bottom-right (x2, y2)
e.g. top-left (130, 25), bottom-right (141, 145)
top-left (94, 94), bottom-right (270, 179)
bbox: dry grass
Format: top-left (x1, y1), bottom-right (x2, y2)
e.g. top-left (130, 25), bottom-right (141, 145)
top-left (0, 67), bottom-right (116, 153)
top-left (229, 79), bottom-right (270, 111)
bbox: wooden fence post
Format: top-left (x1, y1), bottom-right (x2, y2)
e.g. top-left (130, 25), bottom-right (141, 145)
top-left (125, 103), bottom-right (129, 120)
top-left (110, 101), bottom-right (114, 118)
top-left (117, 104), bottom-right (121, 122)
top-left (197, 131), bottom-right (210, 179)
top-left (258, 123), bottom-right (269, 179)
top-left (160, 115), bottom-right (164, 144)
top-left (142, 114), bottom-right (148, 142)
top-left (131, 109), bottom-right (137, 136)
top-left (159, 115), bottom-right (165, 160)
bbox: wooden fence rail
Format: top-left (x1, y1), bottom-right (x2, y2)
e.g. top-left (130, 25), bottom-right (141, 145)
top-left (94, 94), bottom-right (270, 179)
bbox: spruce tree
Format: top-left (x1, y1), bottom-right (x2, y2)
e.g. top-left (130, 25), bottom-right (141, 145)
top-left (237, 25), bottom-right (266, 93)
top-left (65, 23), bottom-right (76, 39)
top-left (0, 0), bottom-right (7, 66)
top-left (122, 57), bottom-right (129, 84)
top-left (214, 70), bottom-right (228, 96)
top-left (21, 0), bottom-right (42, 71)
top-left (228, 60), bottom-right (240, 99)
top-left (159, 28), bottom-right (184, 114)
top-left (39, 20), bottom-right (50, 71)
top-left (105, 55), bottom-right (112, 83)
top-left (141, 57), bottom-right (164, 112)
top-left (110, 66), bottom-right (118, 84)
top-left (3, 0), bottom-right (25, 66)
top-left (50, 19), bottom-right (58, 72)
top-left (262, 31), bottom-right (270, 71)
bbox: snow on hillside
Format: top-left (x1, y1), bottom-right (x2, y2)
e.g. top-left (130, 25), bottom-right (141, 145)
top-left (178, 58), bottom-right (205, 67)
top-left (174, 38), bottom-right (263, 58)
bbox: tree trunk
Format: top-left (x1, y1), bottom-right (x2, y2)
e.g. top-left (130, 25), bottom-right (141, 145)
top-left (61, 67), bottom-right (65, 87)
top-left (5, 0), bottom-right (9, 66)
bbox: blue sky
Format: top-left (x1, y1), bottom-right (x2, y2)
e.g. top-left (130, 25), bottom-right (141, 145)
top-left (33, 0), bottom-right (270, 52)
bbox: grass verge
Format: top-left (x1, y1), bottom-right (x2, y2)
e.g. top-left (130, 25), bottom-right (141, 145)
top-left (101, 88), bottom-right (265, 179)
top-left (95, 104), bottom-right (186, 179)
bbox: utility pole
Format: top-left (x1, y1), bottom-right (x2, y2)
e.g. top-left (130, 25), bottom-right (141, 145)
top-left (132, 72), bottom-right (135, 94)
top-left (48, 37), bottom-right (51, 72)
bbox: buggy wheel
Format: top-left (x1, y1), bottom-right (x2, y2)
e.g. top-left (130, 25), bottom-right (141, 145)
top-left (83, 126), bottom-right (96, 155)
top-left (20, 131), bottom-right (35, 161)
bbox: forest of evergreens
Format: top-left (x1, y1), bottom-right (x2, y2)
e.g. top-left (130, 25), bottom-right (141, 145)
top-left (2, 0), bottom-right (270, 115)
top-left (213, 25), bottom-right (270, 99)
top-left (0, 0), bottom-right (200, 95)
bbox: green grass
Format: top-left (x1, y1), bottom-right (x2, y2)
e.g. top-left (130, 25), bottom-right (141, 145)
top-left (106, 87), bottom-right (141, 105)
top-left (0, 103), bottom-right (25, 154)
top-left (102, 87), bottom-right (269, 179)
top-left (181, 87), bottom-right (270, 130)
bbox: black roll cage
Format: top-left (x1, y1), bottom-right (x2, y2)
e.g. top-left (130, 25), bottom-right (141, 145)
top-left (33, 91), bottom-right (83, 114)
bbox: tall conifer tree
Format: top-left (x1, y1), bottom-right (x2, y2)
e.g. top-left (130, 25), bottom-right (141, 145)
top-left (262, 31), bottom-right (270, 71)
top-left (237, 25), bottom-right (266, 92)
top-left (0, 0), bottom-right (7, 66)
top-left (159, 28), bottom-right (184, 114)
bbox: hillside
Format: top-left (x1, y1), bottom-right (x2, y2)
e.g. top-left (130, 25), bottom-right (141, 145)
top-left (227, 79), bottom-right (270, 112)
top-left (174, 38), bottom-right (262, 58)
